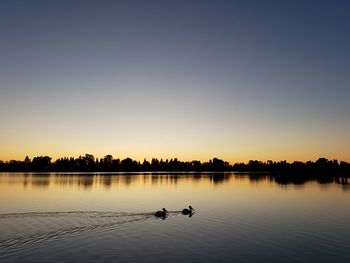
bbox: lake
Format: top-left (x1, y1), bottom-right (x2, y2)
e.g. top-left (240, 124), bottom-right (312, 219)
top-left (0, 172), bottom-right (350, 262)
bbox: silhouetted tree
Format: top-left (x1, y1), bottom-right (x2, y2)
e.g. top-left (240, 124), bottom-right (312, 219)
top-left (32, 156), bottom-right (52, 171)
top-left (0, 155), bottom-right (350, 176)
top-left (24, 156), bottom-right (31, 164)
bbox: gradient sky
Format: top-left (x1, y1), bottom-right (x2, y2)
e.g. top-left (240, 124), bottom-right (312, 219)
top-left (1, 0), bottom-right (350, 163)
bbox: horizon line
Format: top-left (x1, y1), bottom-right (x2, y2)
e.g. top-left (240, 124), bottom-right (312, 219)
top-left (1, 154), bottom-right (349, 165)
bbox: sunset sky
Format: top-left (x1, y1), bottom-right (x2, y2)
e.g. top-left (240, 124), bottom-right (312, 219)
top-left (1, 0), bottom-right (349, 163)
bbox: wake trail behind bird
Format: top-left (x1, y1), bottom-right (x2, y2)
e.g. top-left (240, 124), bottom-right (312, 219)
top-left (0, 211), bottom-right (183, 254)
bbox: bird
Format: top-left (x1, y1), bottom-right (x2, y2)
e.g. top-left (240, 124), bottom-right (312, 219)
top-left (182, 205), bottom-right (195, 215)
top-left (154, 208), bottom-right (168, 217)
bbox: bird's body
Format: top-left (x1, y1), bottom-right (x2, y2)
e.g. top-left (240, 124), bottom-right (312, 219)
top-left (154, 208), bottom-right (168, 217)
top-left (182, 206), bottom-right (195, 215)
top-left (182, 209), bottom-right (191, 215)
top-left (154, 211), bottom-right (166, 217)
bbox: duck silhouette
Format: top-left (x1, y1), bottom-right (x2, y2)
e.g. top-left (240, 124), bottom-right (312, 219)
top-left (182, 206), bottom-right (195, 215)
top-left (154, 208), bottom-right (168, 217)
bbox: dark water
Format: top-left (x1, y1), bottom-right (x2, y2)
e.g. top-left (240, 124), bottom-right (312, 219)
top-left (0, 172), bottom-right (350, 262)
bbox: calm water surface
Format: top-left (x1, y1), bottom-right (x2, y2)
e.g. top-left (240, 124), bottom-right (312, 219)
top-left (0, 172), bottom-right (350, 262)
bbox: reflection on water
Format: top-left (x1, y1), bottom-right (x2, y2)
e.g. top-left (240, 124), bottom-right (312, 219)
top-left (1, 172), bottom-right (349, 190)
top-left (1, 172), bottom-right (350, 263)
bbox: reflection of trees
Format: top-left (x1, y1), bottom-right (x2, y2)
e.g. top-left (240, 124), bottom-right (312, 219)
top-left (234, 173), bottom-right (350, 190)
top-left (209, 173), bottom-right (229, 184)
top-left (53, 175), bottom-right (94, 189)
top-left (121, 174), bottom-right (137, 185)
top-left (22, 173), bottom-right (234, 188)
top-left (79, 175), bottom-right (94, 188)
top-left (29, 174), bottom-right (51, 188)
top-left (101, 176), bottom-right (112, 187)
top-left (335, 177), bottom-right (350, 192)
top-left (5, 172), bottom-right (350, 191)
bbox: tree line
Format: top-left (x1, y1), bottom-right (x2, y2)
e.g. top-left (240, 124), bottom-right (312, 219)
top-left (0, 155), bottom-right (229, 172)
top-left (0, 154), bottom-right (350, 175)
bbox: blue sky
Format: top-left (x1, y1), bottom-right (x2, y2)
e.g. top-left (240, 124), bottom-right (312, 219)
top-left (1, 0), bottom-right (349, 162)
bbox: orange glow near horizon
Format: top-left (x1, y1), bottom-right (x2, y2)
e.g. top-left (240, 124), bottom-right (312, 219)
top-left (1, 118), bottom-right (350, 163)
top-left (1, 146), bottom-right (349, 164)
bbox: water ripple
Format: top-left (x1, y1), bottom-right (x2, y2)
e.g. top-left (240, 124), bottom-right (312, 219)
top-left (0, 211), bottom-right (182, 254)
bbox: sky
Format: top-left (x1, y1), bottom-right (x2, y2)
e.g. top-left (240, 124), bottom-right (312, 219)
top-left (0, 0), bottom-right (350, 163)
